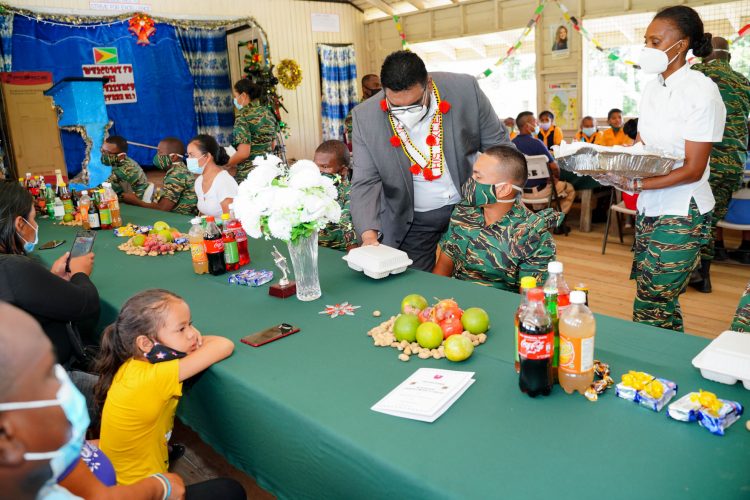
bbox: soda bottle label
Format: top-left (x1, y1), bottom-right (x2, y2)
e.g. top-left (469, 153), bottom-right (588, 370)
top-left (559, 334), bottom-right (594, 373)
top-left (88, 213), bottom-right (100, 228)
top-left (100, 209), bottom-right (112, 225)
top-left (232, 226), bottom-right (247, 241)
top-left (518, 331), bottom-right (553, 360)
top-left (190, 243), bottom-right (207, 262)
top-left (224, 241), bottom-right (239, 264)
top-left (62, 199), bottom-right (74, 214)
top-left (204, 238), bottom-right (224, 254)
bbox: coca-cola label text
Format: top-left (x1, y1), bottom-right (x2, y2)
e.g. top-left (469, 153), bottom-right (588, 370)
top-left (204, 238), bottom-right (224, 254)
top-left (518, 331), bottom-right (553, 360)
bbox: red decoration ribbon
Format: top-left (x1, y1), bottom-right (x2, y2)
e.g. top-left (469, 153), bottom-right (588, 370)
top-left (129, 14), bottom-right (155, 46)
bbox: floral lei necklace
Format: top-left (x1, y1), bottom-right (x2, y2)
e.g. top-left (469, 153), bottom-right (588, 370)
top-left (381, 81), bottom-right (451, 181)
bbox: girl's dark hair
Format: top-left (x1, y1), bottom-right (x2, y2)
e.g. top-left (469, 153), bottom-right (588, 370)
top-left (0, 181), bottom-right (34, 255)
top-left (234, 78), bottom-right (262, 100)
top-left (190, 134), bottom-right (230, 166)
top-left (92, 289), bottom-right (183, 412)
top-left (654, 6), bottom-right (712, 58)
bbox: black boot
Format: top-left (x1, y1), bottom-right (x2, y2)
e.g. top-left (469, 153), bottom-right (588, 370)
top-left (688, 259), bottom-right (712, 293)
top-left (714, 241), bottom-right (728, 262)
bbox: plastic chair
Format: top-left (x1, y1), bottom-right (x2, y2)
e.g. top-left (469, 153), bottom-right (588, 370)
top-left (142, 182), bottom-right (155, 204)
top-left (602, 189), bottom-right (637, 254)
top-left (520, 155), bottom-right (561, 211)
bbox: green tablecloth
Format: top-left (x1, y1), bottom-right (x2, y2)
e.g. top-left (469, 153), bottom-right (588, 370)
top-left (37, 206), bottom-right (749, 499)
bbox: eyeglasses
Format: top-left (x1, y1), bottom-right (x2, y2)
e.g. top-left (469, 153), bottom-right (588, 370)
top-left (387, 86), bottom-right (428, 116)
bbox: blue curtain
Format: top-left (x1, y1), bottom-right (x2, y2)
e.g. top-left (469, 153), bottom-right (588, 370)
top-left (0, 14), bottom-right (12, 71)
top-left (317, 44), bottom-right (357, 141)
top-left (175, 27), bottom-right (233, 146)
top-left (11, 16), bottom-right (196, 169)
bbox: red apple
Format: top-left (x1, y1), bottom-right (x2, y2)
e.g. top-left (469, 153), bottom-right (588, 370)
top-left (440, 317), bottom-right (463, 339)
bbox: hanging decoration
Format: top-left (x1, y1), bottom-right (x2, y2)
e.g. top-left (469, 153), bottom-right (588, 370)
top-left (276, 59), bottom-right (303, 90)
top-left (128, 13), bottom-right (155, 46)
top-left (241, 40), bottom-right (288, 136)
top-left (729, 24), bottom-right (750, 45)
top-left (392, 15), bottom-right (410, 51)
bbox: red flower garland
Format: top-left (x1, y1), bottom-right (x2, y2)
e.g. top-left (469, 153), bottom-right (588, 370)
top-left (423, 168), bottom-right (435, 181)
top-left (425, 134), bottom-right (437, 147)
top-left (380, 99), bottom-right (389, 112)
top-left (439, 101), bottom-right (452, 114)
top-left (389, 136), bottom-right (402, 147)
top-left (409, 164), bottom-right (421, 175)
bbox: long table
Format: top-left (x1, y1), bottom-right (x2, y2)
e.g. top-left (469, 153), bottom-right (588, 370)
top-left (38, 205), bottom-right (749, 499)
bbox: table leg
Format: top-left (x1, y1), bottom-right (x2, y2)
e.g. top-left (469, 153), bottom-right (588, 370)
top-left (579, 189), bottom-right (592, 233)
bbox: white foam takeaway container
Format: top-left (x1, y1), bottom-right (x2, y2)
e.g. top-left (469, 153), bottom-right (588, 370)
top-left (342, 245), bottom-right (413, 279)
top-left (691, 331), bottom-right (750, 389)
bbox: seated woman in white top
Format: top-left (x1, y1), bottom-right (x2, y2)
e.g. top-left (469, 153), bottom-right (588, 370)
top-left (189, 134), bottom-right (239, 218)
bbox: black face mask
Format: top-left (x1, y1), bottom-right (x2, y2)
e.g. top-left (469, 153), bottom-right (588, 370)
top-left (145, 342), bottom-right (187, 364)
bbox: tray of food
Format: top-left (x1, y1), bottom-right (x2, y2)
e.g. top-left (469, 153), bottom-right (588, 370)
top-left (553, 142), bottom-right (679, 179)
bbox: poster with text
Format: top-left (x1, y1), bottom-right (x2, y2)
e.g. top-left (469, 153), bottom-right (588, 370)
top-left (82, 64), bottom-right (137, 104)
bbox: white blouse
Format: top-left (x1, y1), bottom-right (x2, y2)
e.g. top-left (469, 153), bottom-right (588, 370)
top-left (195, 170), bottom-right (238, 218)
top-left (638, 64), bottom-right (726, 217)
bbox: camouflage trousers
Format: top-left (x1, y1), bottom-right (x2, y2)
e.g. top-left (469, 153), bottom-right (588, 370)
top-left (702, 159), bottom-right (744, 260)
top-left (631, 200), bottom-right (711, 332)
top-left (730, 280), bottom-right (750, 333)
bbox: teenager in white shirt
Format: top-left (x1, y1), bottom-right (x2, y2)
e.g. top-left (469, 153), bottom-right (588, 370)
top-left (189, 134), bottom-right (239, 218)
top-left (599, 6), bottom-right (725, 331)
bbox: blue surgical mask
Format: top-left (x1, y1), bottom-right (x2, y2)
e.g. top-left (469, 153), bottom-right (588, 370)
top-left (533, 125), bottom-right (540, 136)
top-left (187, 157), bottom-right (204, 175)
top-left (18, 217), bottom-right (39, 253)
top-left (233, 97), bottom-right (243, 110)
top-left (582, 127), bottom-right (597, 137)
top-left (0, 364), bottom-right (90, 483)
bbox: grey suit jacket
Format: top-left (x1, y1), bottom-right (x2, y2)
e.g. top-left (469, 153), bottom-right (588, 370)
top-left (350, 72), bottom-right (512, 247)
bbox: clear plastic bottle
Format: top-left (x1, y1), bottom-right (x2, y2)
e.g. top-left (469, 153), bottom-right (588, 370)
top-left (188, 217), bottom-right (208, 275)
top-left (98, 189), bottom-right (112, 230)
top-left (45, 184), bottom-right (56, 218)
top-left (221, 213), bottom-right (240, 271)
top-left (88, 191), bottom-right (101, 230)
top-left (79, 191), bottom-right (91, 230)
top-left (514, 276), bottom-right (537, 373)
top-left (53, 197), bottom-right (65, 221)
top-left (543, 261), bottom-right (570, 377)
top-left (226, 204), bottom-right (250, 266)
top-left (518, 288), bottom-right (554, 397)
top-left (54, 169), bottom-right (65, 197)
top-left (102, 182), bottom-right (122, 228)
top-left (59, 183), bottom-right (73, 215)
top-left (204, 216), bottom-right (226, 276)
top-left (558, 290), bottom-right (596, 395)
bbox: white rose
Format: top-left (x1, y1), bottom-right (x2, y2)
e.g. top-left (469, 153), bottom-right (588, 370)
top-left (300, 194), bottom-right (328, 223)
top-left (318, 175), bottom-right (339, 201)
top-left (324, 199), bottom-right (342, 224)
top-left (243, 163), bottom-right (281, 193)
top-left (271, 186), bottom-right (304, 211)
top-left (289, 160), bottom-right (323, 189)
top-left (252, 154), bottom-right (283, 169)
top-left (267, 212), bottom-right (293, 241)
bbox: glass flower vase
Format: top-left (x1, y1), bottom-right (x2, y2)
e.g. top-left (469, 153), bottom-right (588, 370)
top-left (287, 232), bottom-right (321, 301)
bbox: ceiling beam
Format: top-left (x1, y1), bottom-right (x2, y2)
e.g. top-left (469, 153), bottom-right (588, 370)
top-left (363, 0), bottom-right (395, 15)
top-left (404, 0), bottom-right (426, 9)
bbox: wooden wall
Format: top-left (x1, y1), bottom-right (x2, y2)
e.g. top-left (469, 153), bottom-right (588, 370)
top-left (9, 0), bottom-right (367, 160)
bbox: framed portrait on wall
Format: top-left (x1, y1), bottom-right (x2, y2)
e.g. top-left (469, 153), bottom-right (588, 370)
top-left (551, 22), bottom-right (570, 58)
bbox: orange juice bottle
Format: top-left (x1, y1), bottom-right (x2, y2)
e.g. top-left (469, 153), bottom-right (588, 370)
top-left (558, 290), bottom-right (596, 395)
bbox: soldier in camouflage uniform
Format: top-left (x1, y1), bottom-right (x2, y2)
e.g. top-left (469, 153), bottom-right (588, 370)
top-left (730, 280), bottom-right (750, 333)
top-left (434, 147), bottom-right (560, 291)
top-left (120, 137), bottom-right (198, 215)
top-left (344, 74), bottom-right (381, 147)
top-left (100, 135), bottom-right (149, 199)
top-left (314, 140), bottom-right (356, 251)
top-left (691, 37), bottom-right (750, 292)
top-left (226, 79), bottom-right (277, 184)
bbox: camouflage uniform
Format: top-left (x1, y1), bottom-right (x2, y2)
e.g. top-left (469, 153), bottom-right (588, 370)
top-left (439, 198), bottom-right (561, 292)
top-left (730, 280), bottom-right (750, 333)
top-left (318, 179), bottom-right (356, 251)
top-left (631, 200), bottom-right (712, 332)
top-left (106, 156), bottom-right (149, 199)
top-left (157, 162), bottom-right (198, 216)
top-left (232, 103), bottom-right (277, 183)
top-left (693, 59), bottom-right (750, 260)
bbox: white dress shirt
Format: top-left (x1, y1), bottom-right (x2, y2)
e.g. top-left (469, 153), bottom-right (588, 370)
top-left (398, 92), bottom-right (462, 212)
top-left (637, 64), bottom-right (726, 217)
top-left (195, 170), bottom-right (238, 218)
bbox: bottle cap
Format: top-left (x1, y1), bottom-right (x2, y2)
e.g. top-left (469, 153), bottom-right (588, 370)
top-left (81, 190), bottom-right (88, 195)
top-left (221, 213), bottom-right (230, 220)
top-left (191, 217), bottom-right (202, 225)
top-left (548, 261), bottom-right (563, 274)
top-left (520, 276), bottom-right (537, 290)
top-left (206, 216), bottom-right (215, 222)
top-left (59, 182), bottom-right (66, 187)
top-left (18, 177), bottom-right (22, 182)
top-left (570, 290), bottom-right (586, 304)
top-left (527, 288), bottom-right (544, 302)
top-left (46, 184), bottom-right (52, 187)
top-left (102, 182), bottom-right (110, 188)
top-left (99, 189), bottom-right (105, 193)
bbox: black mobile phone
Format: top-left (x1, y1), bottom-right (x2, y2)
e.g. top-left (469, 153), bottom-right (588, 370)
top-left (65, 231), bottom-right (96, 273)
top-left (39, 240), bottom-right (66, 250)
top-left (241, 323), bottom-right (300, 347)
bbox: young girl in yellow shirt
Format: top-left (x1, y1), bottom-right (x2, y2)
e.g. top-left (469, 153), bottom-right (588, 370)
top-left (94, 289), bottom-right (244, 499)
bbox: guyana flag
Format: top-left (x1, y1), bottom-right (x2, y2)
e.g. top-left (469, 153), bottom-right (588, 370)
top-left (93, 47), bottom-right (118, 64)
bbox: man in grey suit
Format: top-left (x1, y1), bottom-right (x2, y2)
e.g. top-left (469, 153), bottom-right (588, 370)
top-left (350, 51), bottom-right (513, 271)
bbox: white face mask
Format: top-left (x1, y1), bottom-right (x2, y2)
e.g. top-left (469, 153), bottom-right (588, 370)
top-left (533, 125), bottom-right (540, 136)
top-left (638, 39), bottom-right (684, 74)
top-left (393, 103), bottom-right (430, 129)
top-left (187, 155), bottom-right (206, 175)
top-left (539, 121), bottom-right (552, 131)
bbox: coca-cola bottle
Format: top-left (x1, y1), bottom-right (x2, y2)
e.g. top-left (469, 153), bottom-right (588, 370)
top-left (518, 288), bottom-right (554, 397)
top-left (204, 216), bottom-right (226, 276)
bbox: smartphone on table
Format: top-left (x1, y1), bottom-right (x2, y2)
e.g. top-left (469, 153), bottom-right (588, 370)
top-left (65, 231), bottom-right (96, 273)
top-left (39, 240), bottom-right (66, 250)
top-left (241, 323), bottom-right (300, 347)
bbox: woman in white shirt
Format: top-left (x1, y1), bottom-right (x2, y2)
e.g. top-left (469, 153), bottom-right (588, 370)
top-left (189, 134), bottom-right (239, 218)
top-left (600, 6), bottom-right (726, 332)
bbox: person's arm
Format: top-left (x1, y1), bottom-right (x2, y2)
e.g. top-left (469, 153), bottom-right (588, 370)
top-left (432, 250), bottom-right (455, 277)
top-left (178, 335), bottom-right (234, 381)
top-left (554, 126), bottom-right (564, 146)
top-left (60, 458), bottom-right (185, 500)
top-left (471, 76), bottom-right (509, 149)
top-left (121, 192), bottom-right (177, 212)
top-left (7, 256), bottom-right (99, 322)
top-left (641, 141), bottom-right (713, 190)
top-left (350, 108), bottom-right (384, 245)
top-left (226, 143), bottom-right (251, 169)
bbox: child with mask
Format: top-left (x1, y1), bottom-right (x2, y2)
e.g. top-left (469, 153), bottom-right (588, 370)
top-left (433, 145), bottom-right (561, 291)
top-left (95, 289), bottom-right (244, 498)
top-left (600, 108), bottom-right (634, 146)
top-left (121, 137), bottom-right (198, 215)
top-left (100, 135), bottom-right (150, 199)
top-left (574, 116), bottom-right (603, 144)
top-left (536, 110), bottom-right (564, 150)
top-left (313, 140), bottom-right (357, 251)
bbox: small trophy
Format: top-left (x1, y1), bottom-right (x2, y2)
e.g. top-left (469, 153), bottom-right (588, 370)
top-left (269, 245), bottom-right (296, 298)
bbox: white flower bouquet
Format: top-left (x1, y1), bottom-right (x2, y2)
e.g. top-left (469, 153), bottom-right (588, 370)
top-left (233, 155), bottom-right (342, 243)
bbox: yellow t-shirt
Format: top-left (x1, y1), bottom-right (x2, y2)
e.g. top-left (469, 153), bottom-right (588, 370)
top-left (600, 127), bottom-right (633, 146)
top-left (100, 358), bottom-right (182, 485)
